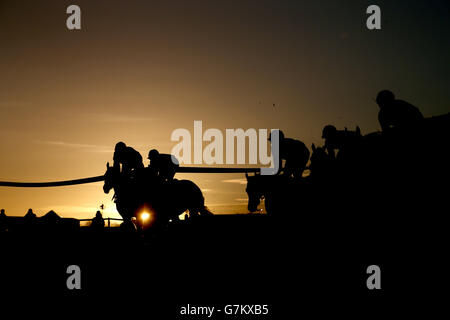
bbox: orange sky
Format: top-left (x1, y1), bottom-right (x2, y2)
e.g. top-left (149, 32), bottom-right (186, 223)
top-left (1, 0), bottom-right (449, 218)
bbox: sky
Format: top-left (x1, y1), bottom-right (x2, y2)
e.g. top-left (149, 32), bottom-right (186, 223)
top-left (0, 0), bottom-right (449, 218)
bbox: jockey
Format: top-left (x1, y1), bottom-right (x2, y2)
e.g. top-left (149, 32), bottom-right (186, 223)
top-left (322, 125), bottom-right (362, 158)
top-left (113, 142), bottom-right (144, 176)
top-left (268, 130), bottom-right (310, 180)
top-left (376, 90), bottom-right (424, 132)
top-left (147, 149), bottom-right (179, 182)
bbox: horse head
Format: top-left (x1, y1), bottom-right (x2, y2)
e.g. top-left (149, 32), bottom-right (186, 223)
top-left (103, 162), bottom-right (116, 194)
top-left (310, 143), bottom-right (329, 175)
top-left (245, 172), bottom-right (263, 212)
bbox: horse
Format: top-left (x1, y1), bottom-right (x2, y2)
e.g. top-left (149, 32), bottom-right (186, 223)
top-left (245, 173), bottom-right (300, 215)
top-left (103, 162), bottom-right (212, 230)
top-left (310, 143), bottom-right (335, 181)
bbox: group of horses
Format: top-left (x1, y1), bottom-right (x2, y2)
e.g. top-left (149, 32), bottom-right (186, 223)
top-left (103, 163), bottom-right (212, 230)
top-left (245, 114), bottom-right (450, 223)
top-left (103, 113), bottom-right (449, 233)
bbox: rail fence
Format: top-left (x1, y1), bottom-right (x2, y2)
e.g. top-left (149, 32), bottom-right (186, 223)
top-left (0, 167), bottom-right (261, 188)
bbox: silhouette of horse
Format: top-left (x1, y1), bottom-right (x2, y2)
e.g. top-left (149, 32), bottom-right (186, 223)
top-left (245, 173), bottom-right (299, 215)
top-left (103, 163), bottom-right (212, 229)
top-left (309, 143), bottom-right (335, 181)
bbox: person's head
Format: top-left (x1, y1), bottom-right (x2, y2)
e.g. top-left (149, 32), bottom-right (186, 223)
top-left (322, 125), bottom-right (337, 140)
top-left (376, 90), bottom-right (395, 108)
top-left (148, 149), bottom-right (160, 160)
top-left (96, 210), bottom-right (102, 218)
top-left (268, 130), bottom-right (285, 142)
top-left (115, 141), bottom-right (127, 153)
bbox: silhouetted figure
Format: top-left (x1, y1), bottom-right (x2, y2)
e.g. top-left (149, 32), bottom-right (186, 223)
top-left (0, 209), bottom-right (6, 232)
top-left (103, 162), bottom-right (212, 229)
top-left (113, 142), bottom-right (144, 176)
top-left (147, 149), bottom-right (179, 182)
top-left (24, 208), bottom-right (36, 219)
top-left (322, 125), bottom-right (362, 158)
top-left (245, 172), bottom-right (303, 215)
top-left (91, 210), bottom-right (105, 230)
top-left (269, 130), bottom-right (310, 179)
top-left (376, 90), bottom-right (424, 131)
top-left (310, 143), bottom-right (335, 181)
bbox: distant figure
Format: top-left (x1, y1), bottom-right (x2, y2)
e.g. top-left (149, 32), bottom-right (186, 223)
top-left (113, 142), bottom-right (144, 176)
top-left (269, 130), bottom-right (310, 179)
top-left (376, 90), bottom-right (424, 131)
top-left (147, 149), bottom-right (179, 182)
top-left (0, 209), bottom-right (6, 231)
top-left (322, 125), bottom-right (362, 158)
top-left (91, 211), bottom-right (105, 230)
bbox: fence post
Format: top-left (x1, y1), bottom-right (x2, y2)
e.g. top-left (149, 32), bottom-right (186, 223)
top-left (108, 217), bottom-right (110, 228)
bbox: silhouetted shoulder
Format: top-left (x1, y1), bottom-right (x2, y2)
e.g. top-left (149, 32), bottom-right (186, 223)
top-left (378, 98), bottom-right (424, 131)
top-left (281, 138), bottom-right (310, 156)
top-left (395, 99), bottom-right (424, 120)
top-left (283, 138), bottom-right (307, 149)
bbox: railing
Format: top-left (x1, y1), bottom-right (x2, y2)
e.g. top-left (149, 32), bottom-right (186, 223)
top-left (78, 217), bottom-right (123, 228)
top-left (0, 166), bottom-right (261, 187)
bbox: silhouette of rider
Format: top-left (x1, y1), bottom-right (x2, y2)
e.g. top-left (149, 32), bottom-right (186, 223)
top-left (147, 149), bottom-right (179, 182)
top-left (269, 130), bottom-right (310, 179)
top-left (376, 90), bottom-right (424, 132)
top-left (113, 142), bottom-right (144, 176)
top-left (322, 125), bottom-right (361, 158)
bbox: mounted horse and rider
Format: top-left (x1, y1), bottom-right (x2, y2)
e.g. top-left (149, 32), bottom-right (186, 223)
top-left (103, 142), bottom-right (212, 231)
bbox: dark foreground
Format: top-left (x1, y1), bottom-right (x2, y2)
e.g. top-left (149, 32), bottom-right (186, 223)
top-left (0, 211), bottom-right (448, 317)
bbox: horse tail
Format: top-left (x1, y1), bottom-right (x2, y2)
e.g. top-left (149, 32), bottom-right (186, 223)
top-left (199, 206), bottom-right (214, 216)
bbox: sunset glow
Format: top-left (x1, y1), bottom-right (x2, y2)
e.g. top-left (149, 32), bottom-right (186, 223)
top-left (0, 1), bottom-right (448, 220)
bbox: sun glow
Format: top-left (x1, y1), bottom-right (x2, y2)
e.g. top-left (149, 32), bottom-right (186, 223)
top-left (140, 212), bottom-right (151, 223)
